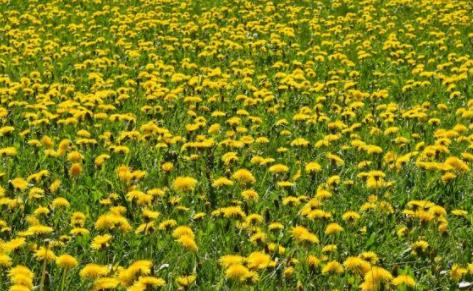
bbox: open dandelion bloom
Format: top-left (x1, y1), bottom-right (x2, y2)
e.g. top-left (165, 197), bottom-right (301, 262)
top-left (172, 176), bottom-right (198, 192)
top-left (232, 169), bottom-right (256, 184)
top-left (176, 235), bottom-right (198, 252)
top-left (9, 265), bottom-right (34, 290)
top-left (176, 275), bottom-right (196, 288)
top-left (343, 257), bottom-right (371, 274)
top-left (305, 161), bottom-right (322, 173)
top-left (322, 261), bottom-right (344, 275)
top-left (79, 264), bottom-right (110, 279)
top-left (56, 254), bottom-right (79, 269)
top-left (246, 251), bottom-right (273, 270)
top-left (291, 226), bottom-right (319, 244)
top-left (225, 264), bottom-right (257, 282)
top-left (325, 223), bottom-right (344, 235)
top-left (392, 274), bottom-right (416, 287)
top-left (10, 178), bottom-right (28, 191)
top-left (360, 267), bottom-right (393, 291)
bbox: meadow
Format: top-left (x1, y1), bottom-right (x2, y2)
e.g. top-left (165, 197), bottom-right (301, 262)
top-left (1, 0), bottom-right (473, 290)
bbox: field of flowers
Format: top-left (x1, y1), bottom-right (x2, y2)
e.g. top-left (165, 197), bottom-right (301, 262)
top-left (1, 0), bottom-right (473, 290)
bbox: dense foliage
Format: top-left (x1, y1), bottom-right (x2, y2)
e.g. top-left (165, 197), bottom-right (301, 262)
top-left (1, 0), bottom-right (473, 290)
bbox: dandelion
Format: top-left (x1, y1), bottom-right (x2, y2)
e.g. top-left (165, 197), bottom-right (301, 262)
top-left (322, 261), bottom-right (344, 275)
top-left (290, 137), bottom-right (310, 147)
top-left (56, 254), bottom-right (79, 290)
top-left (325, 223), bottom-right (344, 235)
top-left (10, 178), bottom-right (28, 191)
top-left (451, 264), bottom-right (467, 281)
top-left (392, 274), bottom-right (416, 287)
top-left (359, 252), bottom-right (379, 264)
top-left (291, 226), bottom-right (319, 244)
top-left (232, 169), bottom-right (256, 184)
top-left (307, 255), bottom-right (320, 269)
top-left (67, 151), bottom-right (83, 162)
top-left (56, 254), bottom-right (78, 269)
top-left (69, 163), bottom-right (82, 177)
top-left (49, 179), bottom-right (61, 193)
top-left (131, 276), bottom-right (166, 289)
top-left (79, 264), bottom-right (110, 279)
top-left (161, 162), bottom-right (174, 172)
top-left (52, 197), bottom-right (70, 209)
top-left (9, 265), bottom-right (34, 290)
top-left (322, 244), bottom-right (337, 254)
top-left (360, 267), bottom-right (392, 290)
top-left (172, 226), bottom-right (195, 239)
top-left (444, 156), bottom-right (469, 172)
top-left (0, 147), bottom-right (17, 157)
top-left (305, 161), bottom-right (322, 173)
top-left (241, 189), bottom-right (259, 201)
top-left (326, 153), bottom-right (345, 167)
top-left (172, 176), bottom-right (198, 192)
top-left (268, 222), bottom-right (284, 231)
top-left (212, 177), bottom-right (234, 187)
top-left (343, 257), bottom-right (371, 274)
top-left (225, 264), bottom-right (252, 281)
top-left (34, 247), bottom-right (56, 262)
top-left (411, 240), bottom-right (429, 256)
top-left (268, 164), bottom-right (289, 174)
top-left (284, 266), bottom-right (295, 279)
top-left (91, 234), bottom-right (113, 250)
top-left (0, 254), bottom-right (12, 266)
top-left (176, 274), bottom-right (196, 288)
top-left (342, 211), bottom-right (361, 222)
top-left (222, 152), bottom-right (238, 165)
top-left (176, 235), bottom-right (198, 252)
top-left (117, 165), bottom-right (132, 183)
top-left (219, 255), bottom-right (245, 268)
top-left (95, 154), bottom-right (110, 167)
top-left (246, 251), bottom-right (273, 269)
top-left (92, 277), bottom-right (120, 290)
top-left (441, 172), bottom-right (457, 183)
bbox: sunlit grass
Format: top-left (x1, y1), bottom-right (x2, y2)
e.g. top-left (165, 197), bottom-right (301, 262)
top-left (0, 0), bottom-right (473, 290)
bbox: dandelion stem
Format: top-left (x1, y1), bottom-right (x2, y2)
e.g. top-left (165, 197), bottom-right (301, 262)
top-left (39, 244), bottom-right (48, 291)
top-left (60, 269), bottom-right (67, 291)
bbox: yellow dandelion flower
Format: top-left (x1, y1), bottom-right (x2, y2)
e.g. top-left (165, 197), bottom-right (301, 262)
top-left (56, 254), bottom-right (79, 268)
top-left (392, 274), bottom-right (416, 287)
top-left (91, 234), bottom-right (113, 250)
top-left (343, 257), bottom-right (371, 274)
top-left (79, 264), bottom-right (110, 279)
top-left (291, 225), bottom-right (319, 244)
top-left (172, 176), bottom-right (198, 192)
top-left (176, 235), bottom-right (198, 252)
top-left (322, 261), bottom-right (344, 275)
top-left (360, 267), bottom-right (392, 291)
top-left (176, 274), bottom-right (196, 288)
top-left (225, 263), bottom-right (252, 281)
top-left (246, 251), bottom-right (272, 269)
top-left (69, 163), bottom-right (82, 177)
top-left (268, 163), bottom-right (289, 174)
top-left (232, 169), bottom-right (256, 184)
top-left (325, 223), bottom-right (344, 235)
top-left (305, 161), bottom-right (322, 173)
top-left (10, 178), bottom-right (28, 191)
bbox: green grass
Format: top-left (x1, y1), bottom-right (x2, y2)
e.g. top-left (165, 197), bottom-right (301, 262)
top-left (1, 0), bottom-right (473, 290)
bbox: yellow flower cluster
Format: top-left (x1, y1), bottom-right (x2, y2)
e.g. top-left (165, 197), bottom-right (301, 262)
top-left (0, 0), bottom-right (472, 289)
